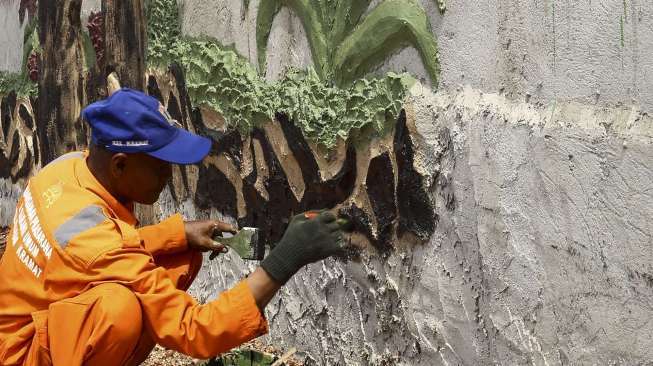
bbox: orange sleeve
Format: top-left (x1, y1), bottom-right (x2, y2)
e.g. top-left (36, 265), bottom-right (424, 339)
top-left (137, 213), bottom-right (188, 256)
top-left (87, 246), bottom-right (268, 358)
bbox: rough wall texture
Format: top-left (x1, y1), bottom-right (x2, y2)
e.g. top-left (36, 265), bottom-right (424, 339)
top-left (1, 0), bottom-right (653, 365)
top-left (181, 0), bottom-right (653, 112)
top-left (0, 1), bottom-right (25, 73)
top-left (172, 2), bottom-right (653, 363)
top-left (177, 85), bottom-right (653, 365)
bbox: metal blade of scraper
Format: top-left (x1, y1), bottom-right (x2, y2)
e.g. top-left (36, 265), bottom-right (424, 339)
top-left (211, 227), bottom-right (262, 260)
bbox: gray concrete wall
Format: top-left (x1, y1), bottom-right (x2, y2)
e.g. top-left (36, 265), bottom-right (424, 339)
top-left (0, 0), bottom-right (26, 73)
top-left (178, 86), bottom-right (653, 365)
top-left (176, 1), bottom-right (653, 363)
top-left (0, 0), bottom-right (101, 74)
top-left (180, 0), bottom-right (653, 112)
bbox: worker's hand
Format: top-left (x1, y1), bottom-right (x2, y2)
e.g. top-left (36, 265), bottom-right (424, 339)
top-left (184, 220), bottom-right (236, 256)
top-left (260, 210), bottom-right (344, 284)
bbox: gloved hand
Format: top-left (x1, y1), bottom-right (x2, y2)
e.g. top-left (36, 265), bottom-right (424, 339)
top-left (260, 210), bottom-right (344, 284)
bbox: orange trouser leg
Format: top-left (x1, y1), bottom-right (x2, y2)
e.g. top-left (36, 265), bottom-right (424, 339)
top-left (24, 250), bottom-right (203, 366)
top-left (122, 249), bottom-right (204, 366)
top-left (23, 283), bottom-right (143, 366)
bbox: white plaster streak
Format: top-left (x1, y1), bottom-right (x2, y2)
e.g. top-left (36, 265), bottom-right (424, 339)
top-left (439, 351), bottom-right (451, 366)
top-left (414, 322), bottom-right (439, 353)
top-left (444, 341), bottom-right (463, 364)
top-left (349, 285), bottom-right (368, 344)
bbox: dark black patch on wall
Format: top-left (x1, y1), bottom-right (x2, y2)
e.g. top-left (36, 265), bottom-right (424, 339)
top-left (195, 163), bottom-right (237, 218)
top-left (169, 63), bottom-right (193, 129)
top-left (147, 75), bottom-right (163, 102)
top-left (32, 134), bottom-right (39, 166)
top-left (192, 108), bottom-right (243, 168)
top-left (238, 141), bottom-right (265, 228)
top-left (13, 148), bottom-right (32, 183)
top-left (18, 105), bottom-right (33, 130)
top-left (299, 145), bottom-right (357, 211)
top-left (276, 113), bottom-right (357, 210)
top-left (276, 113), bottom-right (320, 183)
top-left (212, 130), bottom-right (243, 169)
top-left (1, 93), bottom-right (17, 139)
top-left (0, 153), bottom-right (10, 179)
top-left (339, 205), bottom-right (375, 247)
top-left (237, 138), bottom-right (284, 248)
top-left (394, 111), bottom-right (436, 240)
top-left (9, 131), bottom-right (20, 168)
top-left (252, 128), bottom-right (298, 244)
top-left (166, 92), bottom-right (183, 125)
top-left (366, 152), bottom-right (396, 252)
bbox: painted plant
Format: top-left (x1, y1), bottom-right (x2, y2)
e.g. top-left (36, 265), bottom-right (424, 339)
top-left (1, 0), bottom-right (439, 254)
top-left (146, 0), bottom-right (422, 147)
top-left (252, 0), bottom-right (441, 86)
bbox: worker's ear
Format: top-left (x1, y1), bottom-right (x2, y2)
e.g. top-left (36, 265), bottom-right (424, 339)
top-left (109, 153), bottom-right (129, 178)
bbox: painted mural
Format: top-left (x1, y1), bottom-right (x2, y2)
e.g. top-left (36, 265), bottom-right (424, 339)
top-left (4, 1), bottom-right (653, 365)
top-left (0, 0), bottom-right (442, 257)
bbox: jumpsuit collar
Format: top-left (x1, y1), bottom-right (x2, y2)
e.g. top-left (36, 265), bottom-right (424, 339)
top-left (75, 151), bottom-right (139, 226)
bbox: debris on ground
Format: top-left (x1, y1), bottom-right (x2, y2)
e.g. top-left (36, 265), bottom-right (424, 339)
top-left (142, 339), bottom-right (303, 366)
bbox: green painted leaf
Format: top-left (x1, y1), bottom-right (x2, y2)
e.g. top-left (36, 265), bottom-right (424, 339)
top-left (0, 72), bottom-right (37, 97)
top-left (331, 0), bottom-right (370, 54)
top-left (256, 0), bottom-right (328, 78)
top-left (145, 0), bottom-right (413, 149)
top-left (255, 0), bottom-right (282, 74)
top-left (333, 0), bottom-right (440, 86)
top-left (81, 31), bottom-right (97, 72)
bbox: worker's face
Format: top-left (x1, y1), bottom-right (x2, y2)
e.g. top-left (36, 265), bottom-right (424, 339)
top-left (110, 152), bottom-right (173, 204)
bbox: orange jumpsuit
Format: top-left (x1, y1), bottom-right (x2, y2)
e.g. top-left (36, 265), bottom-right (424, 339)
top-left (0, 152), bottom-right (268, 365)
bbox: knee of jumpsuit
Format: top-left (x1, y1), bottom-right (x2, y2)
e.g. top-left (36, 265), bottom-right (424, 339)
top-left (88, 283), bottom-right (143, 350)
top-left (46, 283), bottom-right (145, 366)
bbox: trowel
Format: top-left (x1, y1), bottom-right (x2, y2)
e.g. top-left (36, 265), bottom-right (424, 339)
top-left (210, 227), bottom-right (265, 261)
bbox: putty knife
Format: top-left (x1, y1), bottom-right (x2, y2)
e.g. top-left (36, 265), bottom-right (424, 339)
top-left (210, 227), bottom-right (264, 260)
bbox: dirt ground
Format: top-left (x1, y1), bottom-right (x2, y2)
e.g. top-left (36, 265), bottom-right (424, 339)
top-left (141, 340), bottom-right (303, 366)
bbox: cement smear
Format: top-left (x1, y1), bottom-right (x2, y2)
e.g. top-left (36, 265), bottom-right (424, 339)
top-left (177, 84), bottom-right (653, 365)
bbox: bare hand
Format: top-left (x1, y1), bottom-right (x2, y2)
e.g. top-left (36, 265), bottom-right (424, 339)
top-left (185, 220), bottom-right (237, 257)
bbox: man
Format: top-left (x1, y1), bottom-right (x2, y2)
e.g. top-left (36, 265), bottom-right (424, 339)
top-left (0, 88), bottom-right (344, 365)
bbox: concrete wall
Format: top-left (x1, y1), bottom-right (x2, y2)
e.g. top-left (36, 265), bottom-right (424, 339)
top-left (0, 0), bottom-right (26, 73)
top-left (180, 0), bottom-right (653, 113)
top-left (176, 85), bottom-right (653, 365)
top-left (1, 0), bottom-right (652, 364)
top-left (176, 1), bottom-right (653, 364)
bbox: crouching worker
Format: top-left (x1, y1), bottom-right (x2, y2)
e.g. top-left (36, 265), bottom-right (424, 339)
top-left (0, 88), bottom-right (345, 365)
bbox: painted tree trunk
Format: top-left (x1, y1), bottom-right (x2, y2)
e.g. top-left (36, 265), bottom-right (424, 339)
top-left (102, 0), bottom-right (146, 91)
top-left (37, 0), bottom-right (87, 164)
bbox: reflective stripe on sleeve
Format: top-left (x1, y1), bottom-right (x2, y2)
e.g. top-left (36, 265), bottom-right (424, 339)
top-left (54, 205), bottom-right (107, 248)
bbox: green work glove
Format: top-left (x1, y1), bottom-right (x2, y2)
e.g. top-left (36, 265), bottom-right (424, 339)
top-left (260, 211), bottom-right (344, 284)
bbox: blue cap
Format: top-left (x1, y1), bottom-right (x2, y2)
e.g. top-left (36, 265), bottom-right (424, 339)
top-left (82, 88), bottom-right (211, 165)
